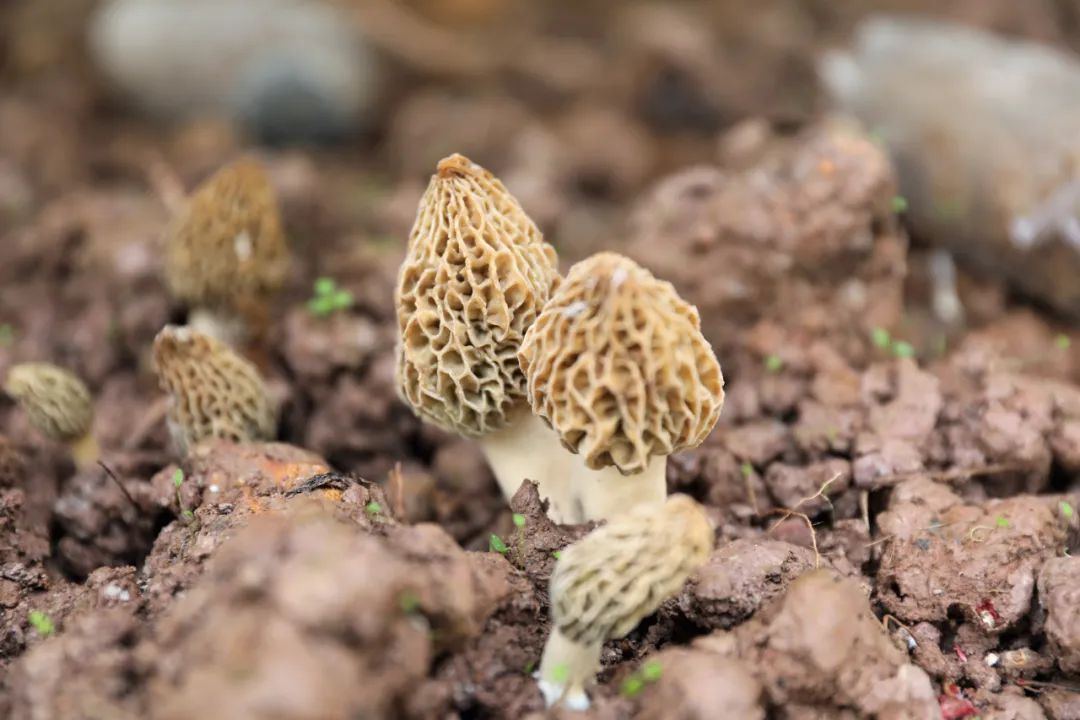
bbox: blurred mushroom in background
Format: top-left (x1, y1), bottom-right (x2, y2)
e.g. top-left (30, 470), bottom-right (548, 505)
top-left (821, 16), bottom-right (1080, 318)
top-left (89, 0), bottom-right (380, 145)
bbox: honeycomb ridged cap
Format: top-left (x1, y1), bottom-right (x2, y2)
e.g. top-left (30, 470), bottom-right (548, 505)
top-left (152, 325), bottom-right (276, 455)
top-left (551, 494), bottom-right (714, 644)
top-left (3, 363), bottom-right (94, 442)
top-left (165, 158), bottom-right (288, 316)
top-left (395, 153), bottom-right (560, 437)
top-left (519, 252), bottom-right (724, 474)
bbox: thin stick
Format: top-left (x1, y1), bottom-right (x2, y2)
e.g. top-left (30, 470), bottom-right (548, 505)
top-left (98, 461), bottom-right (138, 511)
top-left (388, 462), bottom-right (406, 519)
top-left (761, 472), bottom-right (843, 569)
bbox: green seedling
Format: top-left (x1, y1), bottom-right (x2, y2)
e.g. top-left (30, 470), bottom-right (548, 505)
top-left (365, 501), bottom-right (383, 515)
top-left (871, 327), bottom-right (891, 349)
top-left (489, 533), bottom-right (509, 554)
top-left (764, 354), bottom-right (783, 372)
top-left (0, 324), bottom-right (14, 347)
top-left (891, 195), bottom-right (909, 213)
top-left (995, 516), bottom-right (1010, 529)
top-left (620, 659), bottom-right (664, 697)
top-left (892, 340), bottom-right (915, 359)
top-left (28, 610), bottom-right (54, 636)
top-left (740, 461), bottom-right (753, 478)
top-left (307, 277), bottom-right (354, 317)
top-left (524, 660), bottom-right (536, 675)
top-left (1056, 334), bottom-right (1071, 350)
top-left (552, 550), bottom-right (561, 560)
top-left (173, 468), bottom-right (195, 521)
top-left (513, 513), bottom-right (526, 528)
top-left (1061, 501), bottom-right (1075, 521)
top-left (399, 591), bottom-right (420, 613)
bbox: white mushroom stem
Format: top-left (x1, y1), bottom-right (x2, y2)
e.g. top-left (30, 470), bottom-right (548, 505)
top-left (479, 409), bottom-right (580, 523)
top-left (188, 308), bottom-right (247, 348)
top-left (536, 627), bottom-right (600, 711)
top-left (575, 455), bottom-right (667, 522)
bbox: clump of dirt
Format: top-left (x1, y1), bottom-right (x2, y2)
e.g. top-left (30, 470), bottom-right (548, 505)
top-left (1038, 557), bottom-right (1080, 675)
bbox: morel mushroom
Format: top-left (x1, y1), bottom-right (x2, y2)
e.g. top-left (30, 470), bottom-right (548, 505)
top-left (3, 363), bottom-right (98, 469)
top-left (519, 252), bottom-right (724, 521)
top-left (538, 494), bottom-right (715, 709)
top-left (152, 325), bottom-right (276, 456)
top-left (395, 153), bottom-right (576, 518)
top-left (164, 157), bottom-right (288, 346)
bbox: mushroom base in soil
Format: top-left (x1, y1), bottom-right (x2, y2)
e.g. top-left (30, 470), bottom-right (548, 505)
top-left (536, 628), bottom-right (599, 711)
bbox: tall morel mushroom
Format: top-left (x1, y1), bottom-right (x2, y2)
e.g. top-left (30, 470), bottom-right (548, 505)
top-left (152, 325), bottom-right (276, 457)
top-left (164, 157), bottom-right (289, 346)
top-left (3, 363), bottom-right (98, 469)
top-left (395, 153), bottom-right (575, 518)
top-left (519, 252), bottom-right (724, 521)
top-left (538, 494), bottom-right (715, 710)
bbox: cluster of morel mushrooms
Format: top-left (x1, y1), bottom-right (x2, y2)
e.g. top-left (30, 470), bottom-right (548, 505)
top-left (3, 153), bottom-right (725, 711)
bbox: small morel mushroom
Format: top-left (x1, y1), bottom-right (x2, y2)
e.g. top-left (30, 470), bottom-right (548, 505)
top-left (3, 363), bottom-right (98, 469)
top-left (519, 252), bottom-right (724, 521)
top-left (152, 325), bottom-right (276, 457)
top-left (538, 494), bottom-right (715, 709)
top-left (164, 157), bottom-right (288, 346)
top-left (395, 153), bottom-right (575, 517)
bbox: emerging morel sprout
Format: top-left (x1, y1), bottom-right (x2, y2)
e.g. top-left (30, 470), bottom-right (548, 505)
top-left (152, 325), bottom-right (276, 457)
top-left (164, 157), bottom-right (288, 346)
top-left (3, 363), bottom-right (98, 469)
top-left (538, 495), bottom-right (715, 710)
top-left (519, 252), bottom-right (724, 521)
top-left (394, 153), bottom-right (575, 518)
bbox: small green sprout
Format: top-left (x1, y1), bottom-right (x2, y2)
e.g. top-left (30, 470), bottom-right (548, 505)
top-left (891, 195), bottom-right (909, 213)
top-left (307, 277), bottom-right (354, 317)
top-left (182, 509), bottom-right (194, 520)
top-left (740, 461), bottom-right (753, 478)
top-left (173, 467), bottom-right (184, 488)
top-left (365, 501), bottom-right (382, 515)
top-left (871, 327), bottom-right (891, 349)
top-left (399, 591), bottom-right (420, 613)
top-left (641, 660), bottom-right (663, 682)
top-left (172, 467), bottom-right (195, 523)
top-left (489, 534), bottom-right (509, 554)
top-left (524, 659), bottom-right (536, 675)
top-left (995, 516), bottom-right (1010, 529)
top-left (551, 663), bottom-right (569, 683)
top-left (1056, 334), bottom-right (1071, 350)
top-left (1061, 501), bottom-right (1075, 521)
top-left (892, 340), bottom-right (915, 359)
top-left (512, 513), bottom-right (526, 529)
top-left (621, 675), bottom-right (645, 698)
top-left (551, 550), bottom-right (561, 560)
top-left (28, 610), bottom-right (54, 636)
top-left (764, 354), bottom-right (783, 372)
top-left (0, 324), bottom-right (14, 347)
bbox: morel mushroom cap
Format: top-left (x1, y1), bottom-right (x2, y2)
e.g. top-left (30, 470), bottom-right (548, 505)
top-left (519, 252), bottom-right (724, 475)
top-left (164, 158), bottom-right (288, 321)
top-left (395, 153), bottom-right (559, 437)
top-left (538, 494), bottom-right (714, 709)
top-left (152, 325), bottom-right (276, 456)
top-left (4, 363), bottom-right (94, 443)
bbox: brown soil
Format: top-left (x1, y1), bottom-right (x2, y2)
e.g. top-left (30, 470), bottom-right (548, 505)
top-left (3, 1), bottom-right (1080, 718)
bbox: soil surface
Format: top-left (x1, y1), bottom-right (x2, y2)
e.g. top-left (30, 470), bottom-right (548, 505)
top-left (2, 1), bottom-right (1080, 718)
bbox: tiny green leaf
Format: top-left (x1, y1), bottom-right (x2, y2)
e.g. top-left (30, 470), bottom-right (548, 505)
top-left (365, 501), bottom-right (382, 515)
top-left (512, 513), bottom-right (526, 529)
top-left (550, 663), bottom-right (569, 683)
top-left (0, 324), bottom-right (14, 346)
top-left (995, 516), bottom-right (1009, 529)
top-left (489, 534), bottom-right (508, 554)
top-left (891, 195), bottom-right (909, 213)
top-left (641, 660), bottom-right (663, 682)
top-left (552, 551), bottom-right (562, 560)
top-left (182, 509), bottom-right (195, 520)
top-left (332, 289), bottom-right (354, 309)
top-left (173, 468), bottom-right (184, 488)
top-left (871, 327), bottom-right (891, 349)
top-left (28, 610), bottom-right (54, 636)
top-left (314, 277), bottom-right (336, 296)
top-left (621, 675), bottom-right (645, 697)
top-left (524, 660), bottom-right (536, 675)
top-left (740, 462), bottom-right (753, 478)
top-left (764, 354), bottom-right (783, 372)
top-left (1061, 501), bottom-right (1075, 520)
top-left (892, 340), bottom-right (915, 359)
top-left (1056, 334), bottom-right (1072, 350)
top-left (399, 591), bottom-right (420, 613)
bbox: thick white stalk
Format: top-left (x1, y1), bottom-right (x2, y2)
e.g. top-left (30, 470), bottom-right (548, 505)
top-left (479, 410), bottom-right (581, 523)
top-left (536, 627), bottom-right (601, 711)
top-left (575, 454), bottom-right (667, 522)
